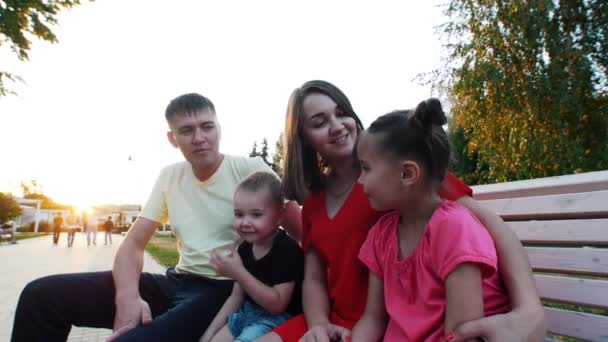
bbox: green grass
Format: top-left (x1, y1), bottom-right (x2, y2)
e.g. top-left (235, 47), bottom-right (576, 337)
top-left (145, 235), bottom-right (179, 267)
top-left (0, 232), bottom-right (50, 243)
top-left (16, 232), bottom-right (50, 241)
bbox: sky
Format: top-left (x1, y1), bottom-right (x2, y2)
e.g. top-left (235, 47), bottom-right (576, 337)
top-left (0, 0), bottom-right (447, 208)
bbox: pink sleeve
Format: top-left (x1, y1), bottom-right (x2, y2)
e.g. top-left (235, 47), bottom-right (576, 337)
top-left (432, 204), bottom-right (498, 282)
top-left (358, 222), bottom-right (384, 278)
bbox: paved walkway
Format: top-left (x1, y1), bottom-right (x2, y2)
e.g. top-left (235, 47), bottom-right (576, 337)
top-left (0, 233), bottom-right (166, 341)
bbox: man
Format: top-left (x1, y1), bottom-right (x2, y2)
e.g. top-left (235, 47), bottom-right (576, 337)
top-left (11, 93), bottom-right (302, 341)
top-left (52, 213), bottom-right (64, 245)
top-left (103, 215), bottom-right (114, 245)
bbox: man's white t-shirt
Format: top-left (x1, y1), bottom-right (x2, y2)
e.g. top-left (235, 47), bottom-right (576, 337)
top-left (140, 155), bottom-right (273, 279)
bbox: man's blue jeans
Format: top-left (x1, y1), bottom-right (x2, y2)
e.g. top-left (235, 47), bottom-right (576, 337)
top-left (11, 268), bottom-right (233, 342)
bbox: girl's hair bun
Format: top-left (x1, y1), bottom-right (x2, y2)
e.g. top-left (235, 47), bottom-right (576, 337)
top-left (414, 98), bottom-right (447, 128)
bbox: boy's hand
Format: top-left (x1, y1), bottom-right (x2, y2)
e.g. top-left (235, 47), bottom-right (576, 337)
top-left (210, 244), bottom-right (244, 279)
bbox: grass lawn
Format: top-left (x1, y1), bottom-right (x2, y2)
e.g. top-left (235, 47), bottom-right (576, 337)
top-left (145, 234), bottom-right (179, 267)
top-left (0, 232), bottom-right (50, 243)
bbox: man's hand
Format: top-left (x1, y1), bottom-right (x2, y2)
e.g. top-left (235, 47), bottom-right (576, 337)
top-left (299, 323), bottom-right (351, 342)
top-left (106, 296), bottom-right (152, 341)
top-left (210, 244), bottom-right (245, 279)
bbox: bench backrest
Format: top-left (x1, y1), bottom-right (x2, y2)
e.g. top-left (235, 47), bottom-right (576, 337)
top-left (473, 170), bottom-right (608, 341)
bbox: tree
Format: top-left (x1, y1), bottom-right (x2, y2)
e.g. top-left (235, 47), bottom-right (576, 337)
top-left (249, 137), bottom-right (284, 176)
top-left (20, 179), bottom-right (43, 196)
top-left (259, 138), bottom-right (271, 166)
top-left (0, 193), bottom-right (23, 224)
top-left (20, 179), bottom-right (68, 209)
top-left (0, 1), bottom-right (84, 96)
top-left (435, 0), bottom-right (608, 184)
top-left (249, 142), bottom-right (258, 158)
top-left (272, 133), bottom-right (284, 176)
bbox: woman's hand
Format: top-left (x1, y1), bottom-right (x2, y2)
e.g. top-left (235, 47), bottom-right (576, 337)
top-left (451, 307), bottom-right (547, 342)
top-left (299, 323), bottom-right (351, 342)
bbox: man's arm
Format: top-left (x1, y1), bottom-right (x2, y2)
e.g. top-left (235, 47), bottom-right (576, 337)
top-left (107, 216), bottom-right (160, 341)
top-left (281, 200), bottom-right (302, 241)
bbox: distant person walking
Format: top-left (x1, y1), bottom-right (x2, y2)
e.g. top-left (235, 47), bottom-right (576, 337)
top-left (103, 216), bottom-right (114, 245)
top-left (85, 213), bottom-right (98, 246)
top-left (65, 215), bottom-right (79, 248)
top-left (52, 214), bottom-right (64, 245)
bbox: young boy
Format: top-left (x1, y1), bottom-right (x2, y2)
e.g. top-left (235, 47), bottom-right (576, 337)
top-left (200, 172), bottom-right (304, 342)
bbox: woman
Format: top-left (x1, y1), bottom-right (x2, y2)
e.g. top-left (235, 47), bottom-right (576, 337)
top-left (259, 80), bottom-right (545, 342)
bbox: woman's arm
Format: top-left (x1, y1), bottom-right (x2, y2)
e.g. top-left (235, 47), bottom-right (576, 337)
top-left (456, 196), bottom-right (546, 341)
top-left (351, 273), bottom-right (387, 342)
top-left (299, 248), bottom-right (350, 342)
top-left (302, 248), bottom-right (331, 326)
top-left (281, 201), bottom-right (302, 241)
top-left (200, 284), bottom-right (245, 342)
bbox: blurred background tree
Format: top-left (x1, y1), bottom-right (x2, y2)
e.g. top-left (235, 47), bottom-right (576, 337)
top-left (433, 0), bottom-right (608, 184)
top-left (249, 136), bottom-right (284, 177)
top-left (0, 0), bottom-right (85, 96)
top-left (0, 192), bottom-right (23, 224)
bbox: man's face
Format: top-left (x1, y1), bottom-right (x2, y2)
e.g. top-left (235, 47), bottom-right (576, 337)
top-left (167, 109), bottom-right (221, 169)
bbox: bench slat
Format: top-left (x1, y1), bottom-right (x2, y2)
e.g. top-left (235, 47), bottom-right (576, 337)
top-left (472, 170), bottom-right (608, 200)
top-left (535, 274), bottom-right (608, 309)
top-left (526, 247), bottom-right (608, 276)
top-left (509, 219), bottom-right (608, 246)
top-left (480, 190), bottom-right (608, 220)
top-left (544, 307), bottom-right (608, 341)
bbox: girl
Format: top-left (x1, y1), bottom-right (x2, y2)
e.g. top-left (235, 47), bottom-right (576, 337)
top-left (257, 80), bottom-right (544, 342)
top-left (352, 99), bottom-right (510, 341)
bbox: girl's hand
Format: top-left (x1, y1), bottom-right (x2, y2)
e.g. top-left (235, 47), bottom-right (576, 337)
top-left (210, 244), bottom-right (244, 279)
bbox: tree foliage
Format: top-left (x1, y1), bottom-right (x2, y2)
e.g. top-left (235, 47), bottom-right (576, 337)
top-left (438, 0), bottom-right (608, 183)
top-left (249, 136), bottom-right (284, 176)
top-left (259, 138), bottom-right (270, 166)
top-left (20, 179), bottom-right (69, 209)
top-left (0, 0), bottom-right (84, 96)
top-left (249, 142), bottom-right (258, 158)
top-left (272, 133), bottom-right (284, 177)
top-left (0, 192), bottom-right (23, 223)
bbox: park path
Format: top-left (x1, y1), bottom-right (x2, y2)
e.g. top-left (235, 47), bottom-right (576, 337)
top-left (0, 233), bottom-right (166, 342)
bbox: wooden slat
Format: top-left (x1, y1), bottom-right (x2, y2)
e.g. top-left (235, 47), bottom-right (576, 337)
top-left (544, 307), bottom-right (608, 341)
top-left (509, 219), bottom-right (608, 246)
top-left (526, 247), bottom-right (608, 276)
top-left (479, 190), bottom-right (608, 220)
top-left (472, 170), bottom-right (608, 200)
top-left (535, 274), bottom-right (608, 309)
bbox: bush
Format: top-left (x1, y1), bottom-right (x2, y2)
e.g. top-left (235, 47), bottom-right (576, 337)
top-left (28, 221), bottom-right (50, 232)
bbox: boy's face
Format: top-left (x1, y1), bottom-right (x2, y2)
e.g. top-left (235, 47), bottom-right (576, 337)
top-left (233, 189), bottom-right (283, 244)
top-left (167, 109), bottom-right (221, 170)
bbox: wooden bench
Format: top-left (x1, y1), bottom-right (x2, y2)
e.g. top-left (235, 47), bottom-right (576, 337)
top-left (473, 170), bottom-right (608, 341)
top-left (0, 221), bottom-right (17, 244)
